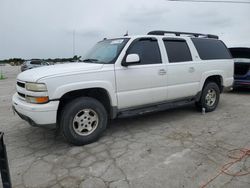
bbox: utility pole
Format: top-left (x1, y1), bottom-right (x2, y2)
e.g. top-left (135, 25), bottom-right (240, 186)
top-left (73, 30), bottom-right (76, 57)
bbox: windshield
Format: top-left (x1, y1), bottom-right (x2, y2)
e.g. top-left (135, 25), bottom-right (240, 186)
top-left (82, 38), bottom-right (129, 64)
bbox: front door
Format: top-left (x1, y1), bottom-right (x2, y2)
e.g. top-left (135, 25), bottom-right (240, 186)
top-left (115, 38), bottom-right (168, 109)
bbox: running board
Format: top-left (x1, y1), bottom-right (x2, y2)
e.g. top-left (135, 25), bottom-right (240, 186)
top-left (117, 98), bottom-right (195, 118)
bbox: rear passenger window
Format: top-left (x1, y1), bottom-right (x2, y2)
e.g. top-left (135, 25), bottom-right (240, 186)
top-left (191, 38), bottom-right (232, 60)
top-left (127, 39), bottom-right (162, 65)
top-left (163, 40), bottom-right (192, 63)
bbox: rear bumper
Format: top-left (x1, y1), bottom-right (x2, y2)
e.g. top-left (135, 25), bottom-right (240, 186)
top-left (12, 93), bottom-right (58, 127)
top-left (234, 79), bottom-right (250, 88)
top-left (234, 70), bottom-right (250, 88)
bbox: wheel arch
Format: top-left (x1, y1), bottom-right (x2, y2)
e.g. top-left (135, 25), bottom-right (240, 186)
top-left (200, 73), bottom-right (224, 93)
top-left (57, 87), bottom-right (117, 125)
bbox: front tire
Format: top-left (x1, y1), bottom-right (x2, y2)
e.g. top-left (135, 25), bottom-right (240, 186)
top-left (195, 82), bottom-right (220, 112)
top-left (60, 97), bottom-right (107, 146)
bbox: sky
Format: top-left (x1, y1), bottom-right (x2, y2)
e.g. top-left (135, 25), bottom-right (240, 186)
top-left (0, 0), bottom-right (250, 59)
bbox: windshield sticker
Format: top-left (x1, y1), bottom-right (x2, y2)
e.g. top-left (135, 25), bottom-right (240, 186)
top-left (110, 39), bottom-right (124, 44)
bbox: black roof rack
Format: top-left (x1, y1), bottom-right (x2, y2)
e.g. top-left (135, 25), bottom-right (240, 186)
top-left (147, 30), bottom-right (219, 39)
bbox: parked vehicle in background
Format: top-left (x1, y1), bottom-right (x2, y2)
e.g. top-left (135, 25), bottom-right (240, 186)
top-left (21, 60), bottom-right (50, 72)
top-left (229, 47), bottom-right (250, 88)
top-left (13, 31), bottom-right (234, 145)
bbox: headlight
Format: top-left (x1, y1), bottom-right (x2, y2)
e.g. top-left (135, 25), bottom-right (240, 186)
top-left (26, 96), bottom-right (49, 104)
top-left (26, 83), bottom-right (47, 92)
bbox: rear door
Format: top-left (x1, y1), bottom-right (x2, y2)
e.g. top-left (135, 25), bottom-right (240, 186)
top-left (163, 38), bottom-right (200, 100)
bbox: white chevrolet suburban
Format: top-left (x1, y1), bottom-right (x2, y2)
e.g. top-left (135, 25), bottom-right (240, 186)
top-left (12, 31), bottom-right (234, 145)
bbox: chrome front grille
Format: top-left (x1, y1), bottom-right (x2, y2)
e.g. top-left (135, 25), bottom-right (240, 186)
top-left (16, 81), bottom-right (26, 100)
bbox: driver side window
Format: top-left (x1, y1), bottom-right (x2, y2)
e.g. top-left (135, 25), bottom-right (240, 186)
top-left (127, 39), bottom-right (162, 65)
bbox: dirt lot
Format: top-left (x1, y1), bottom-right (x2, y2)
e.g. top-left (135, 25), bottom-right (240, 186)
top-left (0, 65), bottom-right (250, 188)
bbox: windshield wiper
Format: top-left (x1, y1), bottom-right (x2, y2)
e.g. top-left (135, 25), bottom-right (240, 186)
top-left (82, 58), bottom-right (99, 63)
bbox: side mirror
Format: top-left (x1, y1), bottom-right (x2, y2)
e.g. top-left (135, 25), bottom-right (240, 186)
top-left (122, 54), bottom-right (140, 66)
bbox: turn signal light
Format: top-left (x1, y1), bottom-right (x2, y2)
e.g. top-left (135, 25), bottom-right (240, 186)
top-left (26, 96), bottom-right (49, 104)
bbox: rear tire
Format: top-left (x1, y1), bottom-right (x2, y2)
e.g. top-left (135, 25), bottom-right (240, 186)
top-left (60, 97), bottom-right (107, 146)
top-left (195, 82), bottom-right (220, 112)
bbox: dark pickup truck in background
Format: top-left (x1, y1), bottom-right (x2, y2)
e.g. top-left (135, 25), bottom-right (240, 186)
top-left (229, 47), bottom-right (250, 88)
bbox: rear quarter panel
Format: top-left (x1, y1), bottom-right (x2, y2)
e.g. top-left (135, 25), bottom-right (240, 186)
top-left (196, 59), bottom-right (234, 91)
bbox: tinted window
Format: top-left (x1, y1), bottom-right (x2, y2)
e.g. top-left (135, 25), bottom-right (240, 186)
top-left (192, 38), bottom-right (232, 60)
top-left (30, 61), bottom-right (42, 65)
top-left (164, 40), bottom-right (192, 63)
top-left (127, 39), bottom-right (162, 65)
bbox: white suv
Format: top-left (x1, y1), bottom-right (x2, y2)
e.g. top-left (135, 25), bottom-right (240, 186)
top-left (12, 31), bottom-right (234, 145)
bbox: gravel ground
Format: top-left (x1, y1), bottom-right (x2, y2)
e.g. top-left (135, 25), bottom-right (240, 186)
top-left (0, 65), bottom-right (249, 188)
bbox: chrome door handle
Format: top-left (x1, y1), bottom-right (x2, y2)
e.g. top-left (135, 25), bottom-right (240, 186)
top-left (158, 69), bottom-right (166, 75)
top-left (189, 67), bottom-right (195, 73)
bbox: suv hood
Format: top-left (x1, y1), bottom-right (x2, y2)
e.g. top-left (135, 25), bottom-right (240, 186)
top-left (17, 63), bottom-right (104, 82)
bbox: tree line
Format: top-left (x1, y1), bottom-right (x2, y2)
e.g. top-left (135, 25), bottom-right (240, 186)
top-left (0, 56), bottom-right (81, 66)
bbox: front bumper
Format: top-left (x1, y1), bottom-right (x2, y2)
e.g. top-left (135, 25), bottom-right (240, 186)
top-left (12, 93), bottom-right (59, 127)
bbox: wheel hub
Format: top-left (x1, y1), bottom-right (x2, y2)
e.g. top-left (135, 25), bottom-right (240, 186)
top-left (205, 89), bottom-right (216, 107)
top-left (72, 109), bottom-right (99, 136)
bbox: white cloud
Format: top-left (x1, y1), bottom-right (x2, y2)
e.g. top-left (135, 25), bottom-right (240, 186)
top-left (0, 0), bottom-right (249, 59)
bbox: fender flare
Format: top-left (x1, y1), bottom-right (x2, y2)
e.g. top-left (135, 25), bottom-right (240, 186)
top-left (199, 71), bottom-right (224, 91)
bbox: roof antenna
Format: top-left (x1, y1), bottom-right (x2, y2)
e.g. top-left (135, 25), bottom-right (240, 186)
top-left (124, 31), bottom-right (128, 36)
